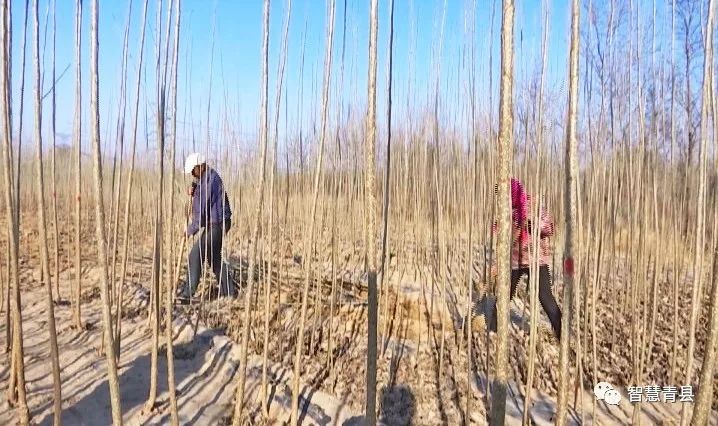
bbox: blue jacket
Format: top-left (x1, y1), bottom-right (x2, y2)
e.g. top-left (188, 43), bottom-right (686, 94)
top-left (186, 167), bottom-right (232, 236)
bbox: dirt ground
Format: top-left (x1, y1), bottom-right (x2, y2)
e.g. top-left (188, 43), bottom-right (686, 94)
top-left (0, 217), bottom-right (717, 425)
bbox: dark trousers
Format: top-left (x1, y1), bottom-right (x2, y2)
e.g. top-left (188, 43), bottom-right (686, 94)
top-left (481, 265), bottom-right (562, 339)
top-left (183, 220), bottom-right (233, 298)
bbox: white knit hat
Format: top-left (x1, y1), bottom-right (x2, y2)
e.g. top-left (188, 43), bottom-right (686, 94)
top-left (184, 152), bottom-right (206, 174)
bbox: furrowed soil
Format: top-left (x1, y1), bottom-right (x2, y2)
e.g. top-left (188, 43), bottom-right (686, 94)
top-left (0, 214), bottom-right (716, 425)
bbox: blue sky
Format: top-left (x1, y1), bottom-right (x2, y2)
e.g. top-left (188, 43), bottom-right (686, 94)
top-left (9, 0), bottom-right (581, 165)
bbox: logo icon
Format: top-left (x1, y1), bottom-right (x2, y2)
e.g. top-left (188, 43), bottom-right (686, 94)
top-left (594, 382), bottom-right (622, 405)
top-left (594, 382), bottom-right (613, 400)
top-left (604, 389), bottom-right (622, 405)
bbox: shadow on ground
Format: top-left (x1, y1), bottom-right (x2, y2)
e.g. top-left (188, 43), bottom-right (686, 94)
top-left (342, 384), bottom-right (416, 426)
top-left (36, 328), bottom-right (221, 426)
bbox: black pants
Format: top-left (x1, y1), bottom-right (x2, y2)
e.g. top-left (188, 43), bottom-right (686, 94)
top-left (183, 220), bottom-right (233, 298)
top-left (481, 265), bottom-right (562, 339)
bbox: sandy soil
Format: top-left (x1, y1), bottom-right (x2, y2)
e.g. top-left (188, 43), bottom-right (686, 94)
top-left (0, 266), bottom-right (357, 425)
top-left (0, 220), bottom-right (716, 425)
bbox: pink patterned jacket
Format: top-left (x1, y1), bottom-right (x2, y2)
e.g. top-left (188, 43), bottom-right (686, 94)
top-left (494, 179), bottom-right (555, 269)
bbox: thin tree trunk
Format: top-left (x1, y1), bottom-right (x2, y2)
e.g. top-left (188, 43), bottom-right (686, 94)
top-left (379, 0), bottom-right (394, 355)
top-left (488, 0), bottom-right (514, 423)
top-left (109, 0), bottom-right (134, 319)
top-left (164, 1), bottom-right (181, 423)
top-left (288, 1), bottom-right (335, 424)
top-left (1, 0), bottom-right (9, 352)
top-left (89, 0), bottom-right (123, 423)
top-left (693, 222), bottom-right (718, 424)
top-left (13, 0), bottom-right (28, 234)
top-left (233, 0), bottom-right (271, 421)
top-left (116, 0), bottom-right (149, 361)
top-left (32, 0), bottom-right (62, 421)
top-left (1, 0), bottom-right (29, 422)
top-left (668, 0), bottom-right (679, 386)
top-left (523, 3), bottom-right (548, 422)
top-left (556, 0), bottom-right (580, 424)
top-left (684, 0), bottom-right (715, 423)
top-left (327, 0), bottom-right (348, 386)
top-left (7, 0), bottom-right (25, 395)
top-left (364, 0), bottom-right (379, 423)
top-left (261, 0), bottom-right (292, 416)
top-left (49, 0), bottom-right (59, 302)
top-left (72, 0), bottom-right (82, 331)
top-left (464, 1), bottom-right (478, 422)
top-left (144, 0), bottom-right (166, 411)
top-left (557, 0), bottom-right (580, 426)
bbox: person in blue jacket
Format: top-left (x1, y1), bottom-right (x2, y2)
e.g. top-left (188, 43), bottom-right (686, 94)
top-left (177, 152), bottom-right (233, 303)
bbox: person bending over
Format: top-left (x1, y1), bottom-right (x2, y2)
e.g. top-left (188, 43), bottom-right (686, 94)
top-left (177, 152), bottom-right (233, 303)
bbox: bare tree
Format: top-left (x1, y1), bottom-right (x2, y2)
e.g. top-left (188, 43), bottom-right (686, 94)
top-left (291, 0), bottom-right (335, 426)
top-left (32, 0), bottom-right (62, 421)
top-left (556, 0), bottom-right (580, 424)
top-left (523, 2), bottom-right (549, 423)
top-left (145, 0), bottom-right (171, 413)
top-left (7, 0), bottom-right (29, 402)
top-left (49, 0), bottom-right (60, 301)
top-left (261, 0), bottom-right (292, 416)
top-left (488, 0), bottom-right (514, 423)
top-left (1, 0), bottom-right (8, 356)
top-left (0, 0), bottom-right (29, 422)
top-left (89, 0), bottom-right (123, 422)
top-left (288, 0), bottom-right (336, 423)
top-left (683, 0), bottom-right (714, 424)
top-left (164, 1), bottom-right (181, 423)
top-left (12, 0), bottom-right (28, 230)
top-left (72, 0), bottom-right (82, 330)
top-left (116, 0), bottom-right (149, 362)
top-left (378, 0), bottom-right (395, 352)
top-left (694, 220), bottom-right (718, 424)
top-left (232, 0), bottom-right (270, 422)
top-left (108, 0), bottom-right (134, 313)
top-left (464, 0), bottom-right (478, 422)
top-left (364, 0), bottom-right (379, 423)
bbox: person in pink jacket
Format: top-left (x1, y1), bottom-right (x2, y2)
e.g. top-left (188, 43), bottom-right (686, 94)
top-left (478, 178), bottom-right (562, 340)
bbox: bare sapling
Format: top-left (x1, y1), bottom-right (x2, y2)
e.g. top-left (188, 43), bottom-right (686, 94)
top-left (72, 0), bottom-right (82, 330)
top-left (164, 0), bottom-right (181, 423)
top-left (363, 0), bottom-right (379, 423)
top-left (692, 189), bottom-right (718, 424)
top-left (261, 0), bottom-right (292, 416)
top-left (1, 0), bottom-right (29, 422)
top-left (522, 2), bottom-right (549, 422)
top-left (555, 0), bottom-right (580, 423)
top-left (32, 0), bottom-right (62, 421)
top-left (488, 0), bottom-right (515, 423)
top-left (379, 0), bottom-right (395, 354)
top-left (89, 0), bottom-right (124, 422)
top-left (145, 0), bottom-right (171, 413)
top-left (2, 0), bottom-right (10, 356)
top-left (13, 0), bottom-right (27, 229)
top-left (49, 0), bottom-right (59, 301)
top-left (98, 0), bottom-right (133, 358)
top-left (233, 0), bottom-right (271, 422)
top-left (682, 0), bottom-right (715, 423)
top-left (430, 0), bottom-right (449, 375)
top-left (288, 0), bottom-right (336, 424)
top-left (108, 0), bottom-right (134, 315)
top-left (116, 0), bottom-right (149, 360)
top-left (464, 0), bottom-right (478, 421)
top-left (327, 0), bottom-right (348, 382)
top-left (7, 0), bottom-right (29, 403)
